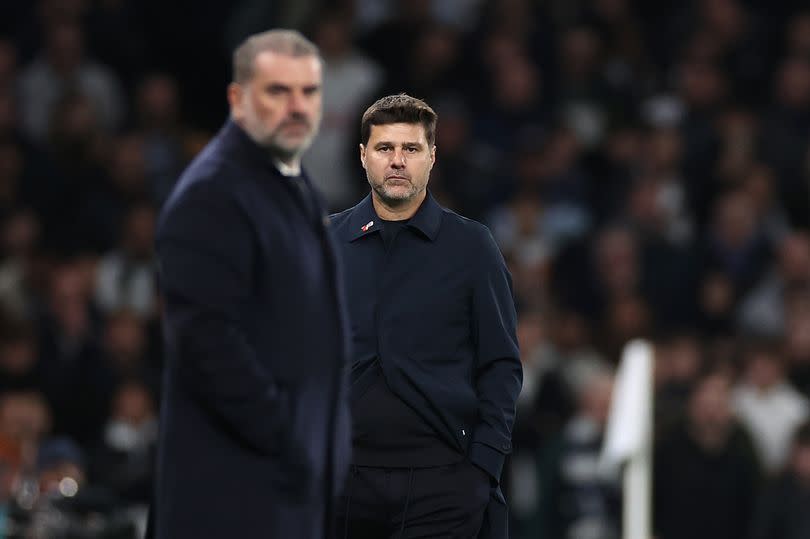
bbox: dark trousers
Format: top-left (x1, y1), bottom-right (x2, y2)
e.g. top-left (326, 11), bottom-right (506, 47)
top-left (335, 460), bottom-right (491, 539)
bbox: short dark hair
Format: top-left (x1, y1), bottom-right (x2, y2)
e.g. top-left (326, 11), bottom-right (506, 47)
top-left (360, 94), bottom-right (438, 146)
top-left (232, 29), bottom-right (320, 84)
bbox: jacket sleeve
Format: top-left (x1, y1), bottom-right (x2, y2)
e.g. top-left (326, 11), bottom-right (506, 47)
top-left (469, 228), bottom-right (523, 482)
top-left (156, 183), bottom-right (289, 456)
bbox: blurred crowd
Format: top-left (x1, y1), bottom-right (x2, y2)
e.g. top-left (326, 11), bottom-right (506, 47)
top-left (1, 0), bottom-right (810, 537)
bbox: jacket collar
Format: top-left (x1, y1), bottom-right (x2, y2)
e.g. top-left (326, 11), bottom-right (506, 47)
top-left (219, 119), bottom-right (326, 220)
top-left (346, 192), bottom-right (442, 242)
top-left (220, 119), bottom-right (293, 179)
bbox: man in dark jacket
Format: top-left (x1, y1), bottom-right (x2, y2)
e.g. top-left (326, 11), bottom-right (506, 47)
top-left (152, 30), bottom-right (351, 539)
top-left (653, 370), bottom-right (761, 539)
top-left (331, 94), bottom-right (522, 538)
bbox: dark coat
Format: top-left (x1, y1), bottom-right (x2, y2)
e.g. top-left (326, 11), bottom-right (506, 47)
top-left (152, 120), bottom-right (351, 539)
top-left (750, 472), bottom-right (810, 539)
top-left (330, 193), bottom-right (522, 538)
top-left (653, 421), bottom-right (761, 539)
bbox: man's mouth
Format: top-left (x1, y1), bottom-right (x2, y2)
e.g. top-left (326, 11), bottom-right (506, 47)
top-left (282, 121), bottom-right (310, 131)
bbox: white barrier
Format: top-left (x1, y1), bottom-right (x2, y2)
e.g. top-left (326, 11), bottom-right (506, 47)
top-left (601, 339), bottom-right (654, 539)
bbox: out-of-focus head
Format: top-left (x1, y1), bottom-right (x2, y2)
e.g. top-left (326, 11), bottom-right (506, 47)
top-left (666, 333), bottom-right (703, 383)
top-left (787, 12), bottom-right (810, 56)
top-left (491, 54), bottom-right (541, 111)
top-left (2, 209), bottom-right (41, 258)
top-left (480, 32), bottom-right (524, 72)
top-left (517, 309), bottom-right (547, 362)
top-left (433, 97), bottom-right (469, 152)
top-left (576, 369), bottom-right (614, 427)
top-left (49, 261), bottom-right (92, 338)
top-left (593, 0), bottom-right (630, 21)
top-left (45, 20), bottom-right (84, 74)
top-left (311, 10), bottom-right (353, 59)
top-left (48, 93), bottom-right (101, 155)
top-left (605, 124), bottom-right (643, 164)
top-left (559, 25), bottom-right (601, 79)
top-left (551, 309), bottom-right (591, 351)
top-left (0, 39), bottom-right (17, 86)
top-left (742, 340), bottom-right (785, 390)
top-left (0, 322), bottom-right (38, 377)
top-left (775, 57), bottom-right (810, 109)
top-left (594, 225), bottom-right (639, 294)
top-left (778, 231), bottom-right (810, 283)
top-left (110, 381), bottom-right (155, 426)
top-left (688, 370), bottom-right (733, 434)
top-left (228, 30), bottom-right (323, 164)
top-left (741, 164), bottom-right (775, 212)
top-left (137, 74), bottom-right (179, 129)
top-left (412, 24), bottom-right (460, 77)
top-left (644, 127), bottom-right (682, 172)
top-left (120, 202), bottom-right (156, 258)
top-left (712, 189), bottom-right (758, 249)
top-left (785, 296), bottom-right (810, 362)
top-left (676, 59), bottom-right (727, 109)
top-left (700, 0), bottom-right (746, 40)
top-left (108, 133), bottom-right (147, 197)
top-left (0, 392), bottom-right (51, 446)
top-left (103, 310), bottom-right (146, 370)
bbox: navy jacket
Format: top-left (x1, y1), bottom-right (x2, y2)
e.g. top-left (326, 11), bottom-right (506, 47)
top-left (331, 193), bottom-right (522, 538)
top-left (153, 120), bottom-right (351, 539)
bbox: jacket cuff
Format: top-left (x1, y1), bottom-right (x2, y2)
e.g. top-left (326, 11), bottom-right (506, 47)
top-left (469, 441), bottom-right (506, 483)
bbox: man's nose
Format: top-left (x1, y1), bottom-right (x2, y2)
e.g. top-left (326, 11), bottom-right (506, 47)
top-left (288, 91), bottom-right (308, 116)
top-left (390, 149), bottom-right (406, 168)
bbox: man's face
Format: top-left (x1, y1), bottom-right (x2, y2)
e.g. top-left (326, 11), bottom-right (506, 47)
top-left (360, 123), bottom-right (435, 207)
top-left (688, 374), bottom-right (732, 431)
top-left (229, 51), bottom-right (322, 161)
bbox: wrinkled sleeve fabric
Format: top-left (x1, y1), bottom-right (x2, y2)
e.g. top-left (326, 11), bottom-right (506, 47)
top-left (469, 228), bottom-right (522, 482)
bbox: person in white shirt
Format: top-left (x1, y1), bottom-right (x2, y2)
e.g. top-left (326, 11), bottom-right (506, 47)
top-left (733, 341), bottom-right (810, 474)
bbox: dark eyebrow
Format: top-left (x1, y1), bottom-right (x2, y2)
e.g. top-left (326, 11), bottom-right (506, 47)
top-left (265, 83), bottom-right (321, 94)
top-left (266, 83), bottom-right (291, 93)
top-left (373, 141), bottom-right (424, 149)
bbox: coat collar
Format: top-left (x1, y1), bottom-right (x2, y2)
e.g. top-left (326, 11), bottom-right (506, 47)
top-left (219, 119), bottom-right (327, 222)
top-left (220, 119), bottom-right (294, 179)
top-left (346, 192), bottom-right (442, 242)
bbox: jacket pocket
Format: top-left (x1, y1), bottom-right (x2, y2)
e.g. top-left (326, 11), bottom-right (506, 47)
top-left (478, 486), bottom-right (508, 539)
top-left (350, 358), bottom-right (381, 405)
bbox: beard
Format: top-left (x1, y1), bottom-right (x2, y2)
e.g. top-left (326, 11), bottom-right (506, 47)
top-left (262, 121), bottom-right (316, 158)
top-left (369, 175), bottom-right (424, 207)
top-left (243, 107), bottom-right (320, 161)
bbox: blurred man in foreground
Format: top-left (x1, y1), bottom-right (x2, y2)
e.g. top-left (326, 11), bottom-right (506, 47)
top-left (153, 29), bottom-right (351, 539)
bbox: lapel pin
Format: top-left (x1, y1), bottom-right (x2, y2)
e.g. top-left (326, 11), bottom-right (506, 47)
top-left (361, 220), bottom-right (374, 232)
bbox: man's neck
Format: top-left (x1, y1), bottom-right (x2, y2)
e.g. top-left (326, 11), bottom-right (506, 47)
top-left (231, 117), bottom-right (302, 176)
top-left (372, 190), bottom-right (426, 221)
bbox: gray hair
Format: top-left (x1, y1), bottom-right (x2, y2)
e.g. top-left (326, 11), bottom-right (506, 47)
top-left (232, 29), bottom-right (320, 84)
